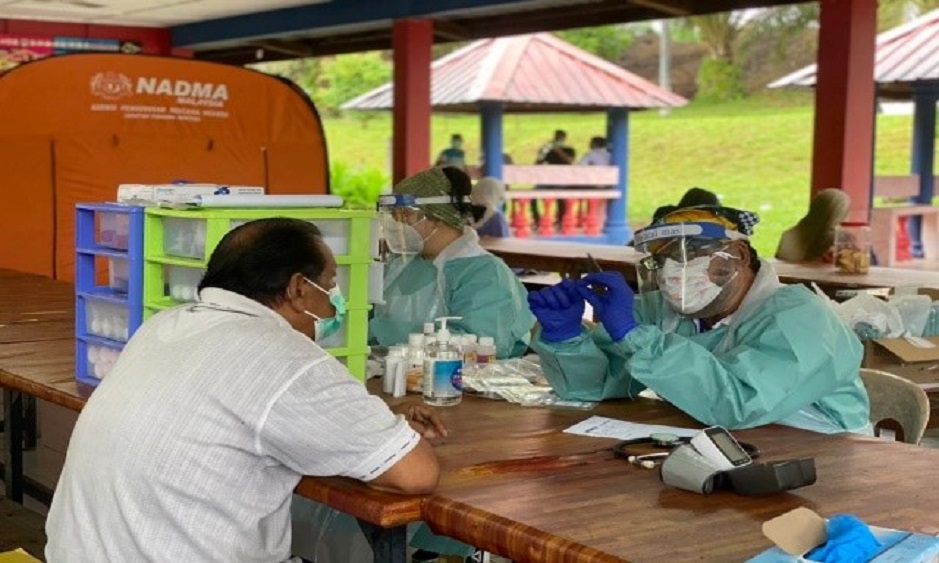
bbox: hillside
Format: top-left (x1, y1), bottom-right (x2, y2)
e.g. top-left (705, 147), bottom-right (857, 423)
top-left (325, 91), bottom-right (928, 257)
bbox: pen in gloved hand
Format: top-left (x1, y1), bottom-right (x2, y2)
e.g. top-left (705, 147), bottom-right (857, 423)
top-left (585, 254), bottom-right (607, 296)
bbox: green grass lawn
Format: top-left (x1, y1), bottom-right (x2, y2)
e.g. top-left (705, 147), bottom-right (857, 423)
top-left (322, 90), bottom-right (929, 257)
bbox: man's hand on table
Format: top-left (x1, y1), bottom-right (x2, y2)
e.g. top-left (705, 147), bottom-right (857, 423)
top-left (401, 405), bottom-right (449, 440)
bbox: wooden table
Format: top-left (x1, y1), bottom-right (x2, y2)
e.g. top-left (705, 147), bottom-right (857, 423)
top-left (480, 236), bottom-right (939, 294)
top-left (5, 269), bottom-right (939, 562)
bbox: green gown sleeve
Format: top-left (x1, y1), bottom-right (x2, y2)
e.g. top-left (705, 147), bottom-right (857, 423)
top-left (444, 255), bottom-right (536, 358)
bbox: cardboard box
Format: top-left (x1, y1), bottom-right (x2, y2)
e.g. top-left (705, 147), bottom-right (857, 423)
top-left (863, 336), bottom-right (939, 387)
top-left (749, 507), bottom-right (939, 562)
top-left (116, 183), bottom-right (265, 204)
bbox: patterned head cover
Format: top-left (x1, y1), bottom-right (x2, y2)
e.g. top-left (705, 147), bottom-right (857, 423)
top-left (633, 205), bottom-right (760, 253)
top-left (392, 167), bottom-right (466, 230)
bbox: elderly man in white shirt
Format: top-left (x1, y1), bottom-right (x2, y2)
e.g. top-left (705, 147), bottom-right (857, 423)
top-left (46, 218), bottom-right (446, 563)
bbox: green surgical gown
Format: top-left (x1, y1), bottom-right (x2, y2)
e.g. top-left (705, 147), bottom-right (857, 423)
top-left (533, 272), bottom-right (870, 434)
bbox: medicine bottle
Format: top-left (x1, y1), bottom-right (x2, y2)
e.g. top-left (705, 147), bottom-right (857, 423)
top-left (461, 334), bottom-right (478, 372)
top-left (423, 317), bottom-right (463, 407)
top-left (404, 333), bottom-right (425, 394)
top-left (834, 222), bottom-right (871, 274)
top-left (476, 336), bottom-right (495, 365)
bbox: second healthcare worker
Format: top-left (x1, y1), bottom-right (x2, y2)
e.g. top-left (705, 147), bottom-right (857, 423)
top-left (529, 205), bottom-right (870, 434)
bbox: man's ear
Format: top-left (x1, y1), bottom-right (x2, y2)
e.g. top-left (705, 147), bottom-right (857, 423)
top-left (284, 273), bottom-right (307, 312)
top-left (731, 241), bottom-right (752, 267)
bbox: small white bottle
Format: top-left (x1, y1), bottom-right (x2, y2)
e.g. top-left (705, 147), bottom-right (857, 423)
top-left (423, 322), bottom-right (435, 336)
top-left (461, 334), bottom-right (478, 372)
top-left (423, 317), bottom-right (464, 407)
top-left (476, 336), bottom-right (496, 365)
top-left (405, 334), bottom-right (425, 394)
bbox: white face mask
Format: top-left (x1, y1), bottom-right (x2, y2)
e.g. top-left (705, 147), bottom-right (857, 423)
top-left (383, 218), bottom-right (426, 255)
top-left (658, 255), bottom-right (730, 316)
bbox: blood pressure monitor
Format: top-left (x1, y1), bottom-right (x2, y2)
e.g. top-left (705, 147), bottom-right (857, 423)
top-left (689, 426), bottom-right (753, 471)
top-left (660, 426), bottom-right (815, 496)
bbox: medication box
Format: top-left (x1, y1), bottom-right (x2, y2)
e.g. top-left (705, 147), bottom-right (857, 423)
top-left (117, 183), bottom-right (264, 205)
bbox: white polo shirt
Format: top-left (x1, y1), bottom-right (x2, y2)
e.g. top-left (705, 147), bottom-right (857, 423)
top-left (46, 288), bottom-right (419, 563)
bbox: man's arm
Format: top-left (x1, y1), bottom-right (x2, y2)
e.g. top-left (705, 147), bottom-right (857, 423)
top-left (369, 405), bottom-right (446, 494)
top-left (368, 439), bottom-right (439, 494)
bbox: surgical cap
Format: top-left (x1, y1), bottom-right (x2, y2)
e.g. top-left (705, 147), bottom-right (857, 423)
top-left (392, 167), bottom-right (466, 230)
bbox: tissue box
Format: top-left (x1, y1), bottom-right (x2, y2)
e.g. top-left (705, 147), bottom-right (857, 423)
top-left (750, 508), bottom-right (939, 562)
top-left (862, 336), bottom-right (939, 385)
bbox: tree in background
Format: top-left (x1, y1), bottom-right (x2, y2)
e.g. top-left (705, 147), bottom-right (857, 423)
top-left (737, 4), bottom-right (820, 92)
top-left (255, 51), bottom-right (390, 118)
top-left (684, 11), bottom-right (749, 102)
top-left (556, 25), bottom-right (635, 61)
top-left (879, 0), bottom-right (939, 29)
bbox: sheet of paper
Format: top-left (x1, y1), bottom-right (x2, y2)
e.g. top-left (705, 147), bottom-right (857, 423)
top-left (563, 416), bottom-right (699, 440)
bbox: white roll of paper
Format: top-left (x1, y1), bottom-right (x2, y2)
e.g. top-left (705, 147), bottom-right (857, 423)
top-left (190, 194), bottom-right (344, 208)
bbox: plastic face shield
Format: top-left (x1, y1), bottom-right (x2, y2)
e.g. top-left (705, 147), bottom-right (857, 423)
top-left (377, 194), bottom-right (452, 259)
top-left (632, 222), bottom-right (745, 312)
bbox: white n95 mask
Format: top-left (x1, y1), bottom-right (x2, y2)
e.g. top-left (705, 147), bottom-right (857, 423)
top-left (658, 256), bottom-right (724, 315)
top-left (381, 218), bottom-right (425, 255)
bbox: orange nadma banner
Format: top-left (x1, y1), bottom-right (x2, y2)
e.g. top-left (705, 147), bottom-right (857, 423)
top-left (0, 53), bottom-right (328, 280)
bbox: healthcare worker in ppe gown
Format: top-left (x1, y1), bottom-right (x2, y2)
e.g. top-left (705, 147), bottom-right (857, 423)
top-left (371, 166), bottom-right (535, 358)
top-left (529, 206), bottom-right (871, 434)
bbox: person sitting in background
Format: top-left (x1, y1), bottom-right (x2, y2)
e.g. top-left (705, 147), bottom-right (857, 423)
top-left (533, 129), bottom-right (575, 225)
top-left (528, 205), bottom-right (870, 434)
top-left (46, 218), bottom-right (446, 562)
top-left (371, 166), bottom-right (535, 358)
top-left (536, 129), bottom-right (575, 165)
top-left (775, 188), bottom-right (851, 262)
top-left (470, 176), bottom-right (510, 238)
top-left (579, 136), bottom-right (611, 166)
top-left (435, 133), bottom-right (466, 169)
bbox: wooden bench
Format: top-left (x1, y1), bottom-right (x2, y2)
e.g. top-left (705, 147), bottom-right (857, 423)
top-left (871, 175), bottom-right (939, 266)
top-left (0, 498), bottom-right (46, 559)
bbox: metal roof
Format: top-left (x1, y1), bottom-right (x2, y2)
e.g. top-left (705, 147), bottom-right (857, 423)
top-left (343, 33), bottom-right (687, 112)
top-left (770, 8), bottom-right (939, 99)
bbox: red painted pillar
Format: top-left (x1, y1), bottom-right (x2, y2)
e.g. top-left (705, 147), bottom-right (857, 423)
top-left (391, 19), bottom-right (433, 184)
top-left (811, 0), bottom-right (877, 222)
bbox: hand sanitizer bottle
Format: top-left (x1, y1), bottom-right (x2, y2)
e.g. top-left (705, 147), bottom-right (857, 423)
top-left (423, 317), bottom-right (463, 407)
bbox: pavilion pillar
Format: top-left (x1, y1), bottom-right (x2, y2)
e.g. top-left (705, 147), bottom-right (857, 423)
top-left (908, 84), bottom-right (939, 256)
top-left (480, 102), bottom-right (504, 179)
top-left (810, 0), bottom-right (877, 222)
top-left (391, 19), bottom-right (433, 184)
top-left (605, 108), bottom-right (631, 245)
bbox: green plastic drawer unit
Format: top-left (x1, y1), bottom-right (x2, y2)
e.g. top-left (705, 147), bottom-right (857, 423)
top-left (143, 206), bottom-right (374, 380)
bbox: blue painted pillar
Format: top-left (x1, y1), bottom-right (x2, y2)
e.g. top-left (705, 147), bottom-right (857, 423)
top-left (605, 108), bottom-right (631, 245)
top-left (908, 84), bottom-right (939, 257)
top-left (479, 102), bottom-right (504, 179)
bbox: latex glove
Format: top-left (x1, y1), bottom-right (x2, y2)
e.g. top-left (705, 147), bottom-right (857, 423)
top-left (806, 514), bottom-right (881, 563)
top-left (575, 272), bottom-right (638, 341)
top-left (527, 278), bottom-right (585, 342)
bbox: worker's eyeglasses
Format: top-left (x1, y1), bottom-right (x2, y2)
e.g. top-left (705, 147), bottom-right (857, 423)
top-left (639, 239), bottom-right (730, 271)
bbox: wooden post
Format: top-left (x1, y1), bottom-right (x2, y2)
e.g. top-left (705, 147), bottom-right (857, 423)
top-left (391, 19), bottom-right (433, 184)
top-left (810, 0), bottom-right (877, 222)
top-left (909, 84), bottom-right (939, 257)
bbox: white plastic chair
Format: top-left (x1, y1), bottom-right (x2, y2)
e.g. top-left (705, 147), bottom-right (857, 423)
top-left (859, 368), bottom-right (930, 445)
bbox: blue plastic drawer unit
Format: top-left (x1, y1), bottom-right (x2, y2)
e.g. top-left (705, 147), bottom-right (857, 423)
top-left (74, 203), bottom-right (144, 387)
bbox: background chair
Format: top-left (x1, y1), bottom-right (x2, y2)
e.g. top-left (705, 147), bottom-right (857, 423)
top-left (859, 368), bottom-right (930, 444)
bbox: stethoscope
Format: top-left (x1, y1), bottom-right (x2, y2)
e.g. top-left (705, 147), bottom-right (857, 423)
top-left (613, 432), bottom-right (761, 469)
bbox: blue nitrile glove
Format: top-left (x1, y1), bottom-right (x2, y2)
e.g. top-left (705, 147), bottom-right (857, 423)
top-left (575, 271), bottom-right (638, 342)
top-left (527, 278), bottom-right (585, 342)
top-left (806, 515), bottom-right (881, 563)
